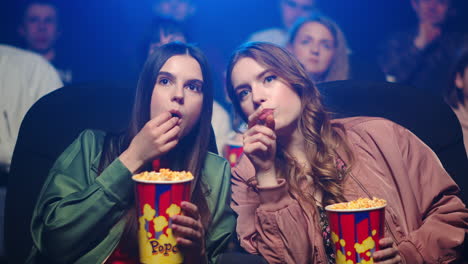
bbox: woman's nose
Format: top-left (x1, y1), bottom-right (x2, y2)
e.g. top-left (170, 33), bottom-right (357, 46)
top-left (310, 45), bottom-right (319, 54)
top-left (38, 21), bottom-right (47, 31)
top-left (310, 43), bottom-right (319, 54)
top-left (171, 86), bottom-right (184, 103)
top-left (252, 86), bottom-right (267, 105)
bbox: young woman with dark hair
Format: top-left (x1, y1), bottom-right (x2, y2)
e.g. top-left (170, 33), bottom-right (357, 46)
top-left (27, 42), bottom-right (235, 264)
top-left (226, 42), bottom-right (467, 264)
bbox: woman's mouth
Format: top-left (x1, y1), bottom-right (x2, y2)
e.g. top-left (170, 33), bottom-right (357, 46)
top-left (170, 110), bottom-right (182, 119)
top-left (308, 58), bottom-right (319, 64)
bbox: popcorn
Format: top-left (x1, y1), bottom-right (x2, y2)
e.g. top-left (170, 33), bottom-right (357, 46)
top-left (328, 197), bottom-right (386, 210)
top-left (133, 169), bottom-right (194, 182)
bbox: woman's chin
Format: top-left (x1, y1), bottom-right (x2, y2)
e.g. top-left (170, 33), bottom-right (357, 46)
top-left (275, 122), bottom-right (298, 138)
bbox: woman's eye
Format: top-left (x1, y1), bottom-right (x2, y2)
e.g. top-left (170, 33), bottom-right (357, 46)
top-left (187, 83), bottom-right (202, 92)
top-left (264, 75), bottom-right (277, 83)
top-left (159, 78), bottom-right (170, 85)
top-left (321, 42), bottom-right (333, 50)
top-left (237, 90), bottom-right (250, 100)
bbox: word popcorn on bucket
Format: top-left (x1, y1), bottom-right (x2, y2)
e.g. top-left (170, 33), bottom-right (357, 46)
top-left (132, 169), bottom-right (193, 264)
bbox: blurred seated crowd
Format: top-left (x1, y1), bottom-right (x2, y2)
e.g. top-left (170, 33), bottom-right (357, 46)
top-left (0, 0), bottom-right (467, 263)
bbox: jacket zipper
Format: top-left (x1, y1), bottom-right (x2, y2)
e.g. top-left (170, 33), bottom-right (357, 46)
top-left (349, 173), bottom-right (399, 244)
top-left (101, 241), bottom-right (119, 264)
top-left (101, 224), bottom-right (122, 264)
top-left (101, 253), bottom-right (112, 264)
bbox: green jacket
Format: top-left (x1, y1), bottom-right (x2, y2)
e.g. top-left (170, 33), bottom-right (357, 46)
top-left (28, 130), bottom-right (235, 264)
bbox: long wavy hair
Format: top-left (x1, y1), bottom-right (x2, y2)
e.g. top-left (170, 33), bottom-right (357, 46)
top-left (289, 13), bottom-right (349, 83)
top-left (226, 42), bottom-right (353, 206)
top-left (98, 42), bottom-right (213, 257)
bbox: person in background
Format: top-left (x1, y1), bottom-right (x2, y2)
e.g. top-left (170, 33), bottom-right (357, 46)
top-left (152, 0), bottom-right (196, 22)
top-left (288, 14), bottom-right (349, 83)
top-left (248, 0), bottom-right (317, 46)
top-left (146, 18), bottom-right (186, 56)
top-left (137, 17), bottom-right (187, 71)
top-left (0, 44), bottom-right (62, 259)
top-left (18, 0), bottom-right (73, 84)
top-left (444, 48), bottom-right (468, 157)
top-left (0, 44), bottom-right (62, 177)
top-left (379, 0), bottom-right (467, 97)
top-left (27, 42), bottom-right (235, 263)
top-left (226, 42), bottom-right (467, 263)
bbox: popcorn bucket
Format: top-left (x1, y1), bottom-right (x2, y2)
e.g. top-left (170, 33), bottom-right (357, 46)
top-left (223, 139), bottom-right (243, 167)
top-left (132, 174), bottom-right (192, 264)
top-left (325, 204), bottom-right (386, 264)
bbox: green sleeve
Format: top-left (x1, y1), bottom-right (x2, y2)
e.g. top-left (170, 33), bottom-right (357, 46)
top-left (30, 130), bottom-right (133, 263)
top-left (203, 153), bottom-right (237, 264)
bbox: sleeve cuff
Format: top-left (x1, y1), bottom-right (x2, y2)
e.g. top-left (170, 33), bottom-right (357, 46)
top-left (96, 158), bottom-right (134, 207)
top-left (397, 240), bottom-right (424, 264)
top-left (257, 179), bottom-right (294, 211)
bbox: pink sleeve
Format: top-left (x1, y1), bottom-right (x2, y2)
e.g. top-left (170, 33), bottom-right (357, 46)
top-left (393, 123), bottom-right (468, 263)
top-left (231, 156), bottom-right (314, 264)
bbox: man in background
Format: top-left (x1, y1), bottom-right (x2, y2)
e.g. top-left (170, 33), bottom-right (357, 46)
top-left (379, 0), bottom-right (467, 96)
top-left (18, 0), bottom-right (73, 84)
top-left (0, 44), bottom-right (62, 176)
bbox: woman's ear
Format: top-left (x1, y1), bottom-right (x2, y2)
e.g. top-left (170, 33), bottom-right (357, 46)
top-left (286, 43), bottom-right (293, 52)
top-left (455, 72), bottom-right (464, 90)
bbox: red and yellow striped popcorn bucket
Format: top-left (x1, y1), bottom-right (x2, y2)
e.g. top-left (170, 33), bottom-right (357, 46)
top-left (223, 139), bottom-right (243, 167)
top-left (325, 204), bottom-right (386, 264)
top-left (132, 175), bottom-right (192, 264)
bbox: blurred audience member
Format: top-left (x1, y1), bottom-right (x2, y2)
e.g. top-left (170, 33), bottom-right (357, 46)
top-left (0, 44), bottom-right (62, 257)
top-left (379, 0), bottom-right (467, 96)
top-left (141, 17), bottom-right (233, 154)
top-left (248, 0), bottom-right (317, 46)
top-left (138, 17), bottom-right (186, 69)
top-left (152, 0), bottom-right (196, 22)
top-left (288, 14), bottom-right (349, 83)
top-left (0, 44), bottom-right (62, 175)
top-left (444, 48), bottom-right (468, 156)
top-left (18, 0), bottom-right (73, 84)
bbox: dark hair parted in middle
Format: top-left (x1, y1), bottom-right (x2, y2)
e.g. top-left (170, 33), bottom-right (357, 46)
top-left (226, 41), bottom-right (354, 206)
top-left (98, 42), bottom-right (213, 257)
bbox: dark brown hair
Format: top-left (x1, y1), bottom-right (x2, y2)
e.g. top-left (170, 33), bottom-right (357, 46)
top-left (99, 42), bottom-right (213, 257)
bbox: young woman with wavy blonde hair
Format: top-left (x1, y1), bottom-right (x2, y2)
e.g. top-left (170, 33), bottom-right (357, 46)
top-left (226, 42), bottom-right (467, 264)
